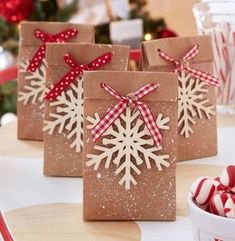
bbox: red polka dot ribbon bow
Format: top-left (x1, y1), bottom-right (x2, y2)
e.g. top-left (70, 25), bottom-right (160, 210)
top-left (27, 28), bottom-right (78, 73)
top-left (158, 44), bottom-right (219, 87)
top-left (44, 52), bottom-right (113, 101)
top-left (92, 82), bottom-right (163, 147)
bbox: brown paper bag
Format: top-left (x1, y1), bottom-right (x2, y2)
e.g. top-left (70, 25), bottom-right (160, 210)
top-left (43, 43), bottom-right (130, 177)
top-left (83, 71), bottom-right (178, 221)
top-left (17, 21), bottom-right (94, 141)
top-left (141, 36), bottom-right (218, 161)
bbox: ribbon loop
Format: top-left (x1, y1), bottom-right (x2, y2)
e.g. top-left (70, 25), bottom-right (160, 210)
top-left (101, 82), bottom-right (123, 101)
top-left (44, 52), bottom-right (113, 101)
top-left (27, 28), bottom-right (79, 73)
top-left (34, 29), bottom-right (51, 42)
top-left (158, 44), bottom-right (219, 87)
top-left (182, 44), bottom-right (199, 62)
top-left (92, 83), bottom-right (162, 147)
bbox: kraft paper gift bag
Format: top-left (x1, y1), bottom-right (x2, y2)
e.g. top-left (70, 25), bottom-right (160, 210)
top-left (43, 43), bottom-right (129, 177)
top-left (18, 21), bottom-right (94, 141)
top-left (83, 71), bottom-right (178, 220)
top-left (141, 36), bottom-right (218, 161)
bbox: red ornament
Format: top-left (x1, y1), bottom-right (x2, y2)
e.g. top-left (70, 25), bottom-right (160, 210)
top-left (0, 0), bottom-right (34, 23)
top-left (158, 28), bottom-right (177, 39)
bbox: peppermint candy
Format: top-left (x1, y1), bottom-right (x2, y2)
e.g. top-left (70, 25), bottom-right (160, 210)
top-left (214, 177), bottom-right (230, 194)
top-left (210, 193), bottom-right (231, 217)
top-left (220, 166), bottom-right (235, 193)
top-left (190, 165), bottom-right (235, 220)
top-left (191, 177), bottom-right (216, 205)
top-left (224, 196), bottom-right (235, 218)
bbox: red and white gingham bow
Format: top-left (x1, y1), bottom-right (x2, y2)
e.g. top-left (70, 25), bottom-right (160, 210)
top-left (158, 44), bottom-right (219, 87)
top-left (44, 52), bottom-right (113, 101)
top-left (92, 82), bottom-right (163, 147)
top-left (27, 28), bottom-right (78, 73)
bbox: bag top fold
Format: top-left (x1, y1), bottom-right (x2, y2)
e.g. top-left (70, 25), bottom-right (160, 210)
top-left (142, 35), bottom-right (213, 68)
top-left (20, 21), bottom-right (94, 46)
top-left (46, 43), bottom-right (130, 70)
top-left (84, 71), bottom-right (178, 102)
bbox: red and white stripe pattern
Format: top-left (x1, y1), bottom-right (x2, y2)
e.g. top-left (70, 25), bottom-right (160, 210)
top-left (44, 52), bottom-right (112, 101)
top-left (27, 28), bottom-right (79, 73)
top-left (220, 165), bottom-right (235, 193)
top-left (214, 177), bottom-right (231, 194)
top-left (157, 44), bottom-right (219, 87)
top-left (0, 210), bottom-right (14, 241)
top-left (191, 177), bottom-right (216, 205)
top-left (224, 196), bottom-right (235, 218)
top-left (91, 82), bottom-right (163, 147)
top-left (210, 193), bottom-right (231, 216)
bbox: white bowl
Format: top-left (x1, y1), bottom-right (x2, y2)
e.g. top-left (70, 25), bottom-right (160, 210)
top-left (187, 194), bottom-right (235, 241)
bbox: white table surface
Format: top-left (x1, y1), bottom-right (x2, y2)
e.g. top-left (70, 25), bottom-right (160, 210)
top-left (0, 120), bottom-right (235, 241)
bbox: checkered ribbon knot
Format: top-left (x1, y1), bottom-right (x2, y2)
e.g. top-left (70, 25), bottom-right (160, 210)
top-left (92, 82), bottom-right (163, 147)
top-left (44, 52), bottom-right (113, 101)
top-left (157, 44), bottom-right (219, 87)
top-left (27, 28), bottom-right (79, 73)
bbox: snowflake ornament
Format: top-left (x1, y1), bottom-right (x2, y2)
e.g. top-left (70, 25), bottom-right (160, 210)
top-left (43, 77), bottom-right (84, 152)
top-left (86, 108), bottom-right (171, 190)
top-left (18, 59), bottom-right (46, 109)
top-left (178, 71), bottom-right (215, 138)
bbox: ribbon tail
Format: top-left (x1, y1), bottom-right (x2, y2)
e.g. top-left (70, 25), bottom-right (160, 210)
top-left (157, 49), bottom-right (176, 64)
top-left (44, 70), bottom-right (81, 100)
top-left (64, 53), bottom-right (79, 68)
top-left (185, 66), bottom-right (220, 87)
top-left (27, 44), bottom-right (46, 73)
top-left (137, 103), bottom-right (162, 147)
top-left (100, 82), bottom-right (123, 100)
top-left (34, 29), bottom-right (50, 42)
top-left (92, 101), bottom-right (127, 142)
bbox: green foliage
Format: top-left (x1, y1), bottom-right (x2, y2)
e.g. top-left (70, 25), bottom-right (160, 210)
top-left (0, 81), bottom-right (17, 116)
top-left (0, 18), bottom-right (18, 54)
top-left (0, 0), bottom-right (79, 55)
top-left (30, 0), bottom-right (79, 22)
top-left (55, 0), bottom-right (79, 22)
top-left (0, 0), bottom-right (78, 118)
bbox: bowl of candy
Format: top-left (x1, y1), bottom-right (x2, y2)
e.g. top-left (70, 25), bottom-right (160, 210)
top-left (188, 165), bottom-right (235, 241)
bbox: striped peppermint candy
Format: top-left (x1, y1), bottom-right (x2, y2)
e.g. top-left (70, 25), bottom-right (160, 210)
top-left (210, 193), bottom-right (231, 216)
top-left (224, 196), bottom-right (235, 218)
top-left (213, 177), bottom-right (230, 194)
top-left (191, 177), bottom-right (216, 205)
top-left (220, 165), bottom-right (235, 193)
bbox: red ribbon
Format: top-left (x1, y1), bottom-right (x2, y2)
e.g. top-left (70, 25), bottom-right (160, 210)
top-left (158, 44), bottom-right (219, 87)
top-left (44, 52), bottom-right (113, 101)
top-left (92, 83), bottom-right (163, 147)
top-left (27, 28), bottom-right (78, 73)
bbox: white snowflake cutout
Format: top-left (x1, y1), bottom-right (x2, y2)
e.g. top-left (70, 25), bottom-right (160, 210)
top-left (43, 77), bottom-right (84, 152)
top-left (86, 108), bottom-right (171, 190)
top-left (178, 71), bottom-right (215, 138)
top-left (18, 59), bottom-right (46, 109)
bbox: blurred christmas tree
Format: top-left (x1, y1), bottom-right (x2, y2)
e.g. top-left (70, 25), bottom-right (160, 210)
top-left (0, 0), bottom-right (78, 121)
top-left (0, 0), bottom-right (177, 121)
top-left (95, 0), bottom-right (177, 44)
top-left (0, 0), bottom-right (79, 55)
